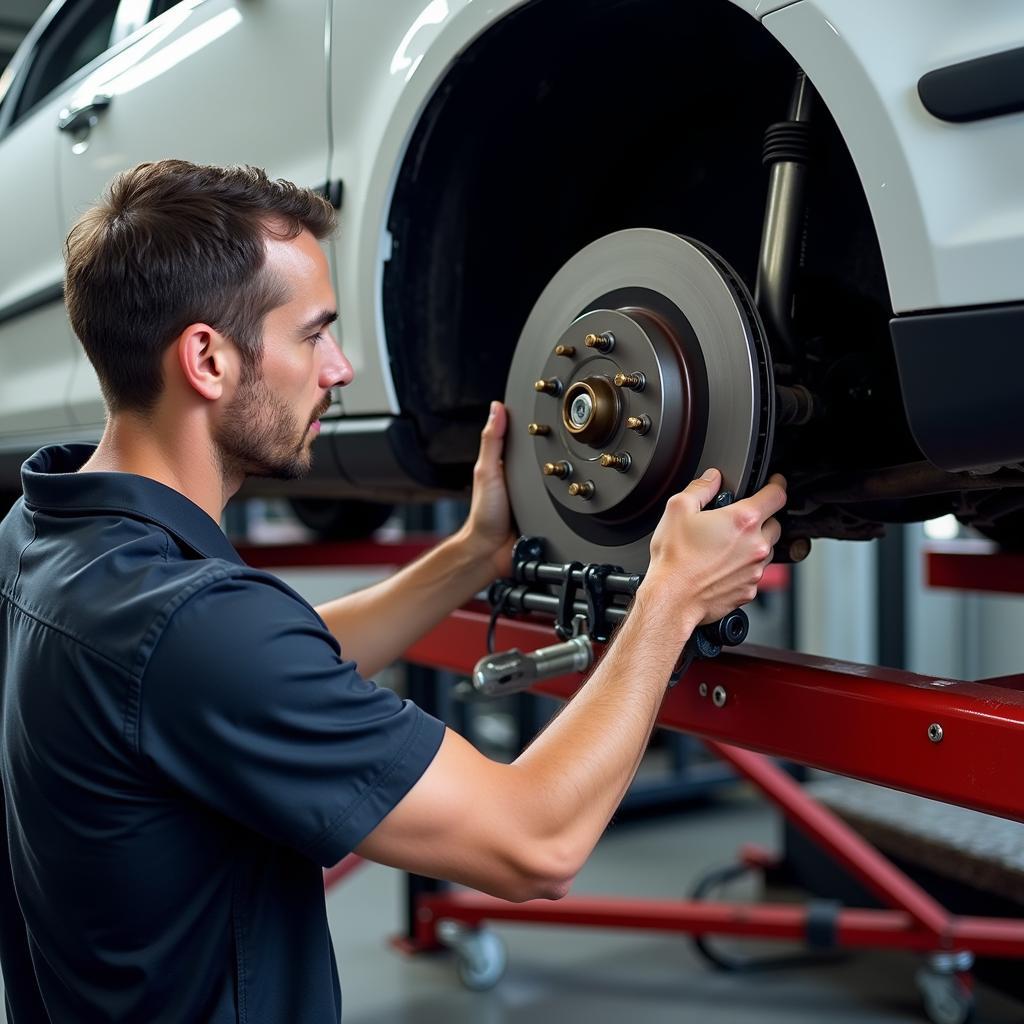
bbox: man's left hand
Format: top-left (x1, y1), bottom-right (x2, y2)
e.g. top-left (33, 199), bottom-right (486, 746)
top-left (461, 400), bottom-right (515, 578)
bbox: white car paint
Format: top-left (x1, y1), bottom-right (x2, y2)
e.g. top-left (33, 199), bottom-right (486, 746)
top-left (764, 0), bottom-right (1024, 313)
top-left (0, 0), bottom-right (1020, 449)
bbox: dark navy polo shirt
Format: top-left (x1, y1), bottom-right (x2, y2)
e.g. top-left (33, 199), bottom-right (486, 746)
top-left (0, 444), bottom-right (445, 1023)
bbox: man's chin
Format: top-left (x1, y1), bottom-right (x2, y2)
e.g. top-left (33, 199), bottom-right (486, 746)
top-left (242, 453), bottom-right (312, 482)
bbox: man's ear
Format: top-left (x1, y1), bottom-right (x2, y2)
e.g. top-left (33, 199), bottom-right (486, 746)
top-left (176, 323), bottom-right (234, 401)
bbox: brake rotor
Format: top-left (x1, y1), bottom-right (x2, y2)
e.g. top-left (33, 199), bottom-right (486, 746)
top-left (504, 229), bottom-right (774, 570)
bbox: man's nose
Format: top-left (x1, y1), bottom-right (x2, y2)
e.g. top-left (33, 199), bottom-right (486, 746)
top-left (320, 333), bottom-right (354, 389)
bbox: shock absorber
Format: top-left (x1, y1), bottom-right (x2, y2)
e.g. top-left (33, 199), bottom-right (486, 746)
top-left (755, 71), bottom-right (816, 368)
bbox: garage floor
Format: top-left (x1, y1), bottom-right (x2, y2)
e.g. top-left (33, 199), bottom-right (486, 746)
top-left (327, 786), bottom-right (1024, 1024)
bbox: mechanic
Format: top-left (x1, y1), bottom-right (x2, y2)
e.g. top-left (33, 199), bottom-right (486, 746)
top-left (0, 159), bottom-right (786, 1023)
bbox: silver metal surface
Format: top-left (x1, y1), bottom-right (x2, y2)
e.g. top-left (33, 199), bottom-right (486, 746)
top-left (471, 635), bottom-right (594, 697)
top-left (505, 229), bottom-right (772, 568)
top-left (928, 722), bottom-right (944, 743)
top-left (712, 685), bottom-right (728, 708)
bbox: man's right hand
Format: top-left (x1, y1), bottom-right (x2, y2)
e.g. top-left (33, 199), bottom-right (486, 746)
top-left (642, 467), bottom-right (787, 628)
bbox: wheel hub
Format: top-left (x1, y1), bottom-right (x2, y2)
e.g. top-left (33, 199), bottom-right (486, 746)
top-left (505, 229), bottom-right (774, 569)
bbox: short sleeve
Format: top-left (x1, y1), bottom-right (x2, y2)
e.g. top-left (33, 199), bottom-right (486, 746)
top-left (138, 574), bottom-right (445, 866)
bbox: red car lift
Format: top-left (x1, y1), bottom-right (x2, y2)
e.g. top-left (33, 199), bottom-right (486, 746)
top-left (245, 537), bottom-right (1024, 1022)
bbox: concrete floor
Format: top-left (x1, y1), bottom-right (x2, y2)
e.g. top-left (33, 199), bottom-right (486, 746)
top-left (328, 787), bottom-right (1024, 1024)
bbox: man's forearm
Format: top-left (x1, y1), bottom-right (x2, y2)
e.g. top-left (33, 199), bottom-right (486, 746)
top-left (314, 527), bottom-right (497, 677)
top-left (508, 578), bottom-right (698, 873)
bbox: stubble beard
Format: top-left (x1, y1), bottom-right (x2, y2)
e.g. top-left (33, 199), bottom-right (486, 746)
top-left (214, 373), bottom-right (316, 483)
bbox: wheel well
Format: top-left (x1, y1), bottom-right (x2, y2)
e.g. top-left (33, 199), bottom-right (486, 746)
top-left (383, 0), bottom-right (898, 475)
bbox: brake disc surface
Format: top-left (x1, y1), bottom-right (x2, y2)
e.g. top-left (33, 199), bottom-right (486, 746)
top-left (504, 229), bottom-right (774, 570)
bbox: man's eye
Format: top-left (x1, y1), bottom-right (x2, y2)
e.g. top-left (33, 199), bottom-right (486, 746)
top-left (307, 332), bottom-right (324, 345)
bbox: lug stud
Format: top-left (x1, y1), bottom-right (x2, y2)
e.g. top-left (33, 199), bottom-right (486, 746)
top-left (598, 451), bottom-right (631, 472)
top-left (567, 481), bottom-right (595, 499)
top-left (554, 344), bottom-right (576, 358)
top-left (534, 377), bottom-right (562, 396)
top-left (584, 332), bottom-right (615, 353)
top-left (528, 423), bottom-right (551, 436)
top-left (613, 371), bottom-right (645, 392)
top-left (625, 414), bottom-right (651, 435)
top-left (543, 461), bottom-right (572, 479)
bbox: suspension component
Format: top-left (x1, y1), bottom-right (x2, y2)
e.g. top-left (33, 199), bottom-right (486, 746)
top-left (534, 377), bottom-right (562, 396)
top-left (554, 344), bottom-right (576, 358)
top-left (625, 414), bottom-right (651, 435)
top-left (568, 481), bottom-right (595, 499)
top-left (755, 70), bottom-right (816, 366)
top-left (543, 461), bottom-right (572, 479)
top-left (528, 422), bottom-right (551, 436)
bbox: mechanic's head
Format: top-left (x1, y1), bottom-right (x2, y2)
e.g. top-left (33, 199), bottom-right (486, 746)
top-left (64, 159), bottom-right (352, 481)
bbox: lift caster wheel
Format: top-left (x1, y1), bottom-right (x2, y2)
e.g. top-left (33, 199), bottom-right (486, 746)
top-left (916, 951), bottom-right (976, 1024)
top-left (437, 920), bottom-right (508, 991)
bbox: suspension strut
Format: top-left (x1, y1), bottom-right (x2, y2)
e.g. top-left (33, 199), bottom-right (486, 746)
top-left (755, 70), bottom-right (816, 369)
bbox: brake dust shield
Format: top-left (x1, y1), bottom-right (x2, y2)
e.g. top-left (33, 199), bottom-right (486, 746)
top-left (504, 229), bottom-right (774, 571)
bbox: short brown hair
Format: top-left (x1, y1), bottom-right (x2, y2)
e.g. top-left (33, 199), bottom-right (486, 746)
top-left (64, 160), bottom-right (336, 414)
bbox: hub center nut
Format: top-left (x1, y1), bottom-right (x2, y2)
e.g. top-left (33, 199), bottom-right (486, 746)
top-left (561, 377), bottom-right (622, 447)
top-left (570, 392), bottom-right (593, 428)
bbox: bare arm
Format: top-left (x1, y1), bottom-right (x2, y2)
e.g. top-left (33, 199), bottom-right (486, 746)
top-left (314, 530), bottom-right (500, 678)
top-left (314, 403), bottom-right (514, 677)
top-left (356, 470), bottom-right (787, 902)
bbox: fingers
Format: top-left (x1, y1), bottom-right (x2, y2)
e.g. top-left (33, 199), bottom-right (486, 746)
top-left (476, 401), bottom-right (507, 468)
top-left (763, 516), bottom-right (782, 549)
top-left (739, 473), bottom-right (788, 522)
top-left (679, 467), bottom-right (722, 512)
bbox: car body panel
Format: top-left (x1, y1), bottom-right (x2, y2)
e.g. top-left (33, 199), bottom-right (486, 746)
top-left (1, 0), bottom-right (1023, 507)
top-left (0, 67), bottom-right (80, 438)
top-left (58, 0), bottom-right (333, 429)
top-left (765, 0), bottom-right (1024, 314)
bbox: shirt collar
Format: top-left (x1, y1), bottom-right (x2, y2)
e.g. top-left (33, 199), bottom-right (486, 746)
top-left (21, 444), bottom-right (244, 566)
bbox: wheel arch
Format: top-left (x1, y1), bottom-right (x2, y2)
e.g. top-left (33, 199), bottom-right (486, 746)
top-left (372, 0), bottom-right (896, 471)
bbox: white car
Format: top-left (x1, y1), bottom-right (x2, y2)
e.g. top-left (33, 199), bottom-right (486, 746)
top-left (1, 0), bottom-right (1022, 560)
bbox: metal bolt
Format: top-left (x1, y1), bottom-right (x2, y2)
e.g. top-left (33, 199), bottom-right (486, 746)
top-left (712, 685), bottom-right (727, 708)
top-left (787, 538), bottom-right (812, 563)
top-left (554, 344), bottom-right (576, 358)
top-left (528, 422), bottom-right (551, 436)
top-left (625, 414), bottom-right (651, 435)
top-left (613, 371), bottom-right (645, 392)
top-left (534, 378), bottom-right (562, 396)
top-left (598, 451), bottom-right (631, 472)
top-left (928, 723), bottom-right (944, 743)
top-left (584, 331), bottom-right (615, 353)
top-left (568, 481), bottom-right (595, 499)
top-left (698, 683), bottom-right (708, 698)
top-left (543, 461), bottom-right (572, 479)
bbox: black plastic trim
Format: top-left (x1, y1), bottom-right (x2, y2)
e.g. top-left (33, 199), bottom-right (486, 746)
top-left (918, 45), bottom-right (1024, 123)
top-left (0, 281), bottom-right (64, 328)
top-left (890, 302), bottom-right (1024, 472)
top-left (313, 179), bottom-right (343, 210)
